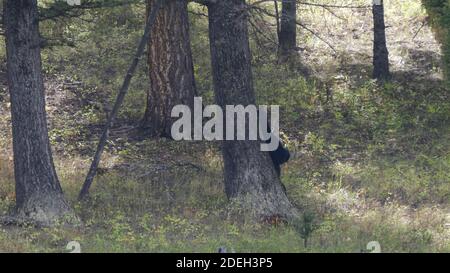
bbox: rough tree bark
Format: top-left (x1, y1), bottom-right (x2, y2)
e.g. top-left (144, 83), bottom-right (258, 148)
top-left (141, 0), bottom-right (197, 137)
top-left (207, 0), bottom-right (296, 219)
top-left (372, 0), bottom-right (390, 80)
top-left (4, 0), bottom-right (73, 226)
top-left (278, 0), bottom-right (297, 61)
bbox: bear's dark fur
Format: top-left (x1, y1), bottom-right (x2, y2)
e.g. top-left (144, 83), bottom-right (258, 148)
top-left (268, 138), bottom-right (290, 177)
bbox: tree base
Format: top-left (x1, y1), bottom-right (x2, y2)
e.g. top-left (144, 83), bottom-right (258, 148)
top-left (0, 211), bottom-right (80, 228)
top-left (2, 195), bottom-right (79, 227)
top-left (228, 191), bottom-right (299, 223)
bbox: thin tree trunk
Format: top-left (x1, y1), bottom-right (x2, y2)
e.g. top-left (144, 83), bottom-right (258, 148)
top-left (372, 0), bottom-right (390, 79)
top-left (207, 0), bottom-right (296, 220)
top-left (141, 0), bottom-right (197, 137)
top-left (4, 0), bottom-right (73, 226)
top-left (274, 1), bottom-right (281, 37)
top-left (278, 0), bottom-right (297, 61)
top-left (78, 0), bottom-right (163, 200)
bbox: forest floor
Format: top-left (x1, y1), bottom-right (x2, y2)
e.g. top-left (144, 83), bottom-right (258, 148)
top-left (0, 0), bottom-right (449, 252)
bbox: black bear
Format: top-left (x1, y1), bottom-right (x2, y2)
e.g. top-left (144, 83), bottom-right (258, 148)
top-left (267, 137), bottom-right (290, 177)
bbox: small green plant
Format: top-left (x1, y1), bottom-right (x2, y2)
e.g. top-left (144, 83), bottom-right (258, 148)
top-left (293, 211), bottom-right (318, 248)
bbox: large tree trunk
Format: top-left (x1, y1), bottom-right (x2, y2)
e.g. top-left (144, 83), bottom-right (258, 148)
top-left (207, 0), bottom-right (296, 220)
top-left (141, 0), bottom-right (197, 137)
top-left (278, 0), bottom-right (297, 61)
top-left (4, 0), bottom-right (73, 226)
top-left (372, 0), bottom-right (390, 80)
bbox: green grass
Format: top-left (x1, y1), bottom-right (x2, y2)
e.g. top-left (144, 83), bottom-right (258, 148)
top-left (0, 161), bottom-right (448, 253)
top-left (0, 0), bottom-right (449, 253)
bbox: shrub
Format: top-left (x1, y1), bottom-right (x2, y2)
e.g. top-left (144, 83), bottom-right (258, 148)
top-left (422, 0), bottom-right (450, 80)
